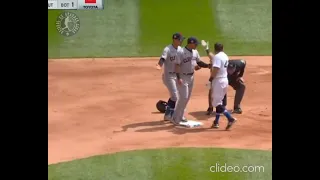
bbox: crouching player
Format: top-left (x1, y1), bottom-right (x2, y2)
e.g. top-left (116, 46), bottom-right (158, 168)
top-left (207, 59), bottom-right (246, 115)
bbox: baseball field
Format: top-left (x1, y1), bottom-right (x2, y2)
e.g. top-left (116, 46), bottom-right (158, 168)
top-left (48, 0), bottom-right (272, 179)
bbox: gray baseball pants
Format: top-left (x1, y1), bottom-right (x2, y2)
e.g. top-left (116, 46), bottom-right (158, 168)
top-left (172, 74), bottom-right (194, 123)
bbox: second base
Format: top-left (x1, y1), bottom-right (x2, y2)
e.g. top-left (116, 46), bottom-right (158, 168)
top-left (179, 120), bottom-right (203, 128)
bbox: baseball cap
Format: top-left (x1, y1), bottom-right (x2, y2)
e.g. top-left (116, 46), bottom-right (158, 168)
top-left (172, 32), bottom-right (185, 41)
top-left (187, 37), bottom-right (199, 45)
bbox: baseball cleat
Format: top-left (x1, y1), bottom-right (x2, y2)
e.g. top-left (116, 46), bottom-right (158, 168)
top-left (211, 120), bottom-right (219, 128)
top-left (206, 107), bottom-right (213, 115)
top-left (169, 118), bottom-right (179, 125)
top-left (164, 108), bottom-right (174, 121)
top-left (225, 118), bottom-right (237, 130)
top-left (181, 116), bottom-right (188, 122)
top-left (211, 123), bottom-right (219, 129)
top-left (164, 115), bottom-right (172, 121)
top-left (232, 108), bottom-right (243, 114)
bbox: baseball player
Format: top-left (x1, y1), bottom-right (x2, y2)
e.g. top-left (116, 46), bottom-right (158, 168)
top-left (156, 33), bottom-right (185, 121)
top-left (169, 37), bottom-right (211, 125)
top-left (206, 59), bottom-right (247, 115)
top-left (202, 41), bottom-right (237, 130)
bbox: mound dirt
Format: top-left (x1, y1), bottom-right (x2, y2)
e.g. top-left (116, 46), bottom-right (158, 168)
top-left (48, 56), bottom-right (272, 164)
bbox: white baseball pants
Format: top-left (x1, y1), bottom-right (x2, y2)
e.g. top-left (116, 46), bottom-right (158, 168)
top-left (211, 77), bottom-right (228, 107)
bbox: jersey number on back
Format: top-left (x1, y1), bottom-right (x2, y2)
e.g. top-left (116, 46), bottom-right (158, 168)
top-left (170, 56), bottom-right (175, 61)
top-left (224, 61), bottom-right (228, 68)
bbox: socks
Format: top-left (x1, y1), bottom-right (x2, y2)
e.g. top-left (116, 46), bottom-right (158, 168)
top-left (164, 106), bottom-right (171, 116)
top-left (214, 113), bottom-right (221, 124)
top-left (223, 110), bottom-right (233, 121)
top-left (165, 98), bottom-right (176, 116)
top-left (167, 98), bottom-right (176, 109)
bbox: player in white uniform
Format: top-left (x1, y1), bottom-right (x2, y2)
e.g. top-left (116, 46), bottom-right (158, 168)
top-left (170, 37), bottom-right (211, 125)
top-left (157, 33), bottom-right (185, 121)
top-left (204, 42), bottom-right (237, 130)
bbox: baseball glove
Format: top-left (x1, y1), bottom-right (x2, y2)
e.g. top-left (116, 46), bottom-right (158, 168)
top-left (156, 100), bottom-right (168, 113)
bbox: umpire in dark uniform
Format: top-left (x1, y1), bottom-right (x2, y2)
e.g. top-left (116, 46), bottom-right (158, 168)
top-left (207, 59), bottom-right (246, 115)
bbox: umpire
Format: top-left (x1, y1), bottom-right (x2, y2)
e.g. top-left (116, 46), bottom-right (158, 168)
top-left (207, 59), bottom-right (246, 115)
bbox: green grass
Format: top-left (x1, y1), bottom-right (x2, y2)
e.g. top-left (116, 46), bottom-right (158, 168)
top-left (214, 0), bottom-right (272, 55)
top-left (48, 0), bottom-right (272, 58)
top-left (48, 0), bottom-right (140, 58)
top-left (48, 148), bottom-right (272, 180)
top-left (48, 10), bottom-right (63, 56)
top-left (139, 0), bottom-right (217, 56)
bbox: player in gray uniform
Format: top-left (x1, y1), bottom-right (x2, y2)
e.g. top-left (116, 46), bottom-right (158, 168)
top-left (157, 33), bottom-right (185, 121)
top-left (170, 37), bottom-right (211, 125)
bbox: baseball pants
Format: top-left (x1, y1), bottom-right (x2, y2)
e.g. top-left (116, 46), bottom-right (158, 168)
top-left (172, 74), bottom-right (194, 122)
top-left (211, 77), bottom-right (228, 108)
top-left (226, 78), bottom-right (246, 109)
top-left (162, 73), bottom-right (178, 102)
top-left (209, 78), bottom-right (245, 109)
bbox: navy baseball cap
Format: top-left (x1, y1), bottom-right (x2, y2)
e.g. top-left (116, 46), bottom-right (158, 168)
top-left (172, 32), bottom-right (185, 41)
top-left (187, 37), bottom-right (199, 45)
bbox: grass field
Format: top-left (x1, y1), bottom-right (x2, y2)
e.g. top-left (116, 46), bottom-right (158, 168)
top-left (48, 148), bottom-right (272, 180)
top-left (48, 0), bottom-right (272, 58)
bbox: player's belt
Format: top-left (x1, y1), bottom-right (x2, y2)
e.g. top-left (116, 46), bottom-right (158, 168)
top-left (168, 72), bottom-right (176, 74)
top-left (182, 72), bottom-right (194, 75)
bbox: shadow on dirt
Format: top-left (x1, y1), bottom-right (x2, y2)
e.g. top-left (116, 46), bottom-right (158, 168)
top-left (116, 117), bottom-right (231, 134)
top-left (188, 109), bottom-right (233, 121)
top-left (120, 120), bottom-right (226, 134)
top-left (151, 112), bottom-right (163, 114)
top-left (134, 125), bottom-right (226, 134)
top-left (114, 120), bottom-right (167, 133)
top-left (169, 128), bottom-right (226, 135)
top-left (135, 124), bottom-right (175, 132)
top-left (188, 111), bottom-right (212, 120)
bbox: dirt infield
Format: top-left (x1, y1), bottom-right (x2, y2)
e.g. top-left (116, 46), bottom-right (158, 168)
top-left (48, 56), bottom-right (272, 165)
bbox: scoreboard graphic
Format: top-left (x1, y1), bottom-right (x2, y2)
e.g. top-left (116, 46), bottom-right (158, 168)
top-left (48, 0), bottom-right (104, 10)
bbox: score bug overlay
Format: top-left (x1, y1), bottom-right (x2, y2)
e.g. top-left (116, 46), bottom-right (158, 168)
top-left (78, 0), bottom-right (103, 9)
top-left (85, 0), bottom-right (96, 3)
top-left (48, 0), bottom-right (104, 10)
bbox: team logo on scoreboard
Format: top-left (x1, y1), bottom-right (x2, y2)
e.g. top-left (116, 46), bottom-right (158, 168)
top-left (55, 12), bottom-right (80, 37)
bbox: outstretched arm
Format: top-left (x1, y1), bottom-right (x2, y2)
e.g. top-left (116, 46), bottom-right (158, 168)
top-left (201, 40), bottom-right (215, 61)
top-left (195, 51), bottom-right (211, 68)
top-left (197, 61), bottom-right (210, 68)
top-left (205, 50), bottom-right (215, 61)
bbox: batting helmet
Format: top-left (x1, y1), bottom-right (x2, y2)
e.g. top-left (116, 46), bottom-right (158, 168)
top-left (156, 100), bottom-right (168, 113)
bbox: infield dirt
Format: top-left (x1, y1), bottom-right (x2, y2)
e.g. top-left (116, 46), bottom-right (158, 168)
top-left (48, 56), bottom-right (272, 164)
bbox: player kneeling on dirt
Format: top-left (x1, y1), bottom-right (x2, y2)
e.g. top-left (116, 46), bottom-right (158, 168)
top-left (207, 59), bottom-right (246, 115)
